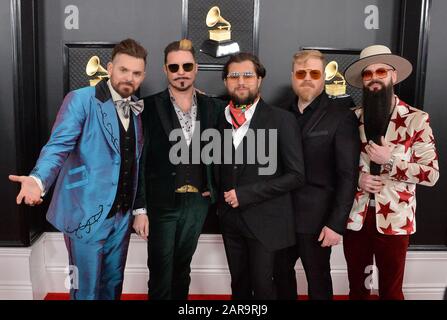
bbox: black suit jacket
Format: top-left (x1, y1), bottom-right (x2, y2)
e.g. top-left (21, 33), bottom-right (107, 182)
top-left (216, 99), bottom-right (305, 251)
top-left (134, 89), bottom-right (225, 210)
top-left (279, 93), bottom-right (360, 235)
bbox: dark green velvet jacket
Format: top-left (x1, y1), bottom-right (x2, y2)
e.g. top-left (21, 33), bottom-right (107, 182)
top-left (134, 89), bottom-right (226, 209)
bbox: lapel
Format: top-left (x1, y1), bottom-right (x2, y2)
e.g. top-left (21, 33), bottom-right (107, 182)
top-left (196, 92), bottom-right (209, 132)
top-left (95, 80), bottom-right (120, 154)
top-left (384, 96), bottom-right (407, 142)
top-left (235, 98), bottom-right (270, 178)
top-left (302, 93), bottom-right (329, 138)
top-left (130, 94), bottom-right (144, 158)
top-left (247, 98), bottom-right (269, 131)
top-left (155, 89), bottom-right (176, 145)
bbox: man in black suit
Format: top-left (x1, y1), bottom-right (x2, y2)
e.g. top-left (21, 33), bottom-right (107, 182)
top-left (133, 39), bottom-right (224, 299)
top-left (216, 52), bottom-right (305, 299)
top-left (274, 49), bottom-right (360, 300)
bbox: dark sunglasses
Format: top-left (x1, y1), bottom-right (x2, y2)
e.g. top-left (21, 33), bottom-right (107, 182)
top-left (294, 69), bottom-right (322, 80)
top-left (361, 68), bottom-right (394, 81)
top-left (167, 63), bottom-right (195, 73)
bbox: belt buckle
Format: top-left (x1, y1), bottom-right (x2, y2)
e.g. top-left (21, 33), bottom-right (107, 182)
top-left (176, 185), bottom-right (198, 193)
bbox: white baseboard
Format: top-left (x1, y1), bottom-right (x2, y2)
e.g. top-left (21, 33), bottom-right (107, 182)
top-left (0, 232), bottom-right (446, 299)
top-left (0, 247), bottom-right (33, 299)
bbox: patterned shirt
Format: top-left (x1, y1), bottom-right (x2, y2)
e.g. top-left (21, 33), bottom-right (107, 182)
top-left (169, 89), bottom-right (198, 146)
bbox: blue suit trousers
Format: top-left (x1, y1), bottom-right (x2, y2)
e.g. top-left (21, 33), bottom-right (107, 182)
top-left (64, 211), bottom-right (132, 300)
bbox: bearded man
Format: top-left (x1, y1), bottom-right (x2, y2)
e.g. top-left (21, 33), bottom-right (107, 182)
top-left (215, 52), bottom-right (305, 299)
top-left (343, 45), bottom-right (440, 300)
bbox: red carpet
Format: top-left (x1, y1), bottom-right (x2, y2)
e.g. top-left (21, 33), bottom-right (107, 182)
top-left (44, 293), bottom-right (356, 300)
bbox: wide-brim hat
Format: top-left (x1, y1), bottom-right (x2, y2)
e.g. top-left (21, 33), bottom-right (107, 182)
top-left (344, 45), bottom-right (413, 88)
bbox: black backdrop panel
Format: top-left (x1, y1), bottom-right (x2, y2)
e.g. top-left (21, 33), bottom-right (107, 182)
top-left (183, 0), bottom-right (259, 68)
top-left (64, 43), bottom-right (115, 94)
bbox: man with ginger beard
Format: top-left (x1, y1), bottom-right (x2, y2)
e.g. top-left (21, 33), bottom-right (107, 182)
top-left (274, 50), bottom-right (360, 300)
top-left (9, 39), bottom-right (147, 299)
top-left (343, 45), bottom-right (439, 300)
top-left (133, 39), bottom-right (224, 299)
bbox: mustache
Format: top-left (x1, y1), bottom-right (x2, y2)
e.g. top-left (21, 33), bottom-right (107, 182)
top-left (119, 81), bottom-right (134, 87)
top-left (174, 77), bottom-right (190, 81)
top-left (300, 82), bottom-right (315, 88)
top-left (367, 80), bottom-right (385, 88)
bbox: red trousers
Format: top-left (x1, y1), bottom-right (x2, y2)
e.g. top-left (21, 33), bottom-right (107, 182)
top-left (343, 206), bottom-right (410, 300)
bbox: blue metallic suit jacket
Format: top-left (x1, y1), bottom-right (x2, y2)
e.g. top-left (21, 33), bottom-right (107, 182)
top-left (30, 80), bottom-right (143, 242)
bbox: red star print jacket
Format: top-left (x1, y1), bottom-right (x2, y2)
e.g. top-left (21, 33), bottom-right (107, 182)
top-left (347, 96), bottom-right (439, 235)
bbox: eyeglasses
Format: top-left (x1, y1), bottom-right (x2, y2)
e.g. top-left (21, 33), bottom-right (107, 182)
top-left (166, 63), bottom-right (195, 73)
top-left (294, 69), bottom-right (322, 80)
top-left (361, 68), bottom-right (394, 81)
top-left (226, 71), bottom-right (257, 81)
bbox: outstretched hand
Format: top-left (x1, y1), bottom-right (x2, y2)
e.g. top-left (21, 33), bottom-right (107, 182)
top-left (9, 175), bottom-right (43, 206)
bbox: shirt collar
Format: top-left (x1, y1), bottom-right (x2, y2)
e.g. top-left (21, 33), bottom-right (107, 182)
top-left (292, 92), bottom-right (323, 114)
top-left (225, 97), bottom-right (260, 125)
top-left (168, 87), bottom-right (198, 113)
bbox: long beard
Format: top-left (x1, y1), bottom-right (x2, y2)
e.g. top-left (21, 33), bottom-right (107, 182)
top-left (363, 81), bottom-right (393, 145)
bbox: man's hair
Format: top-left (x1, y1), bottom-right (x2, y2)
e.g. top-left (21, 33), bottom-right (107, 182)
top-left (222, 52), bottom-right (266, 80)
top-left (164, 39), bottom-right (196, 64)
top-left (111, 38), bottom-right (148, 65)
top-left (291, 49), bottom-right (326, 70)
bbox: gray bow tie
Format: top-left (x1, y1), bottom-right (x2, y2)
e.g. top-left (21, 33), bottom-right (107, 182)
top-left (116, 99), bottom-right (144, 118)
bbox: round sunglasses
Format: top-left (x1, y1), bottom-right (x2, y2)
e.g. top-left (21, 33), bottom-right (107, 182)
top-left (361, 68), bottom-right (394, 81)
top-left (166, 62), bottom-right (195, 73)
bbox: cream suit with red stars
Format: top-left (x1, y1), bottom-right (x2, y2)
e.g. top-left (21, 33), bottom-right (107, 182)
top-left (348, 95), bottom-right (439, 235)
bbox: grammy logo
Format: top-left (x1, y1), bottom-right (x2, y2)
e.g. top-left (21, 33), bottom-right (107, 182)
top-left (200, 6), bottom-right (240, 58)
top-left (325, 60), bottom-right (347, 97)
top-left (86, 55), bottom-right (109, 86)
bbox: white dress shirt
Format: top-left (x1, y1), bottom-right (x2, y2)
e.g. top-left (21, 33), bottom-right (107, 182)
top-left (224, 98), bottom-right (259, 149)
top-left (107, 80), bottom-right (131, 131)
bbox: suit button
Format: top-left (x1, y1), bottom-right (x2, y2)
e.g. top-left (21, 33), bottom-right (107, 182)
top-left (112, 181), bottom-right (117, 185)
top-left (115, 161), bottom-right (120, 165)
top-left (171, 172), bottom-right (176, 176)
top-left (233, 166), bottom-right (238, 169)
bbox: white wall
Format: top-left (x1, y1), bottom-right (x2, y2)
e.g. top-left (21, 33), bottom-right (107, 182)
top-left (0, 232), bottom-right (446, 299)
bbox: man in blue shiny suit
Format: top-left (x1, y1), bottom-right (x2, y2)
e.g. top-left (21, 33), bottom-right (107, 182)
top-left (9, 38), bottom-right (147, 300)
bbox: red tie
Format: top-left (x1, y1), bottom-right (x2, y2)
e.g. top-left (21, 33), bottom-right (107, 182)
top-left (229, 101), bottom-right (252, 129)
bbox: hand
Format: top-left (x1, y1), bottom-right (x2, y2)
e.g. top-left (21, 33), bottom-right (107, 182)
top-left (318, 226), bottom-right (341, 247)
top-left (202, 191), bottom-right (211, 197)
top-left (365, 136), bottom-right (393, 165)
top-left (133, 214), bottom-right (149, 240)
top-left (359, 172), bottom-right (384, 194)
top-left (224, 189), bottom-right (239, 208)
top-left (9, 175), bottom-right (43, 206)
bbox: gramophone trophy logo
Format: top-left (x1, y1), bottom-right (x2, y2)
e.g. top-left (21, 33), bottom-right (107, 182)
top-left (324, 60), bottom-right (347, 97)
top-left (86, 55), bottom-right (109, 86)
top-left (200, 6), bottom-right (240, 58)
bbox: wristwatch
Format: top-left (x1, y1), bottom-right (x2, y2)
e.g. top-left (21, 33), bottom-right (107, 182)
top-left (384, 156), bottom-right (395, 172)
